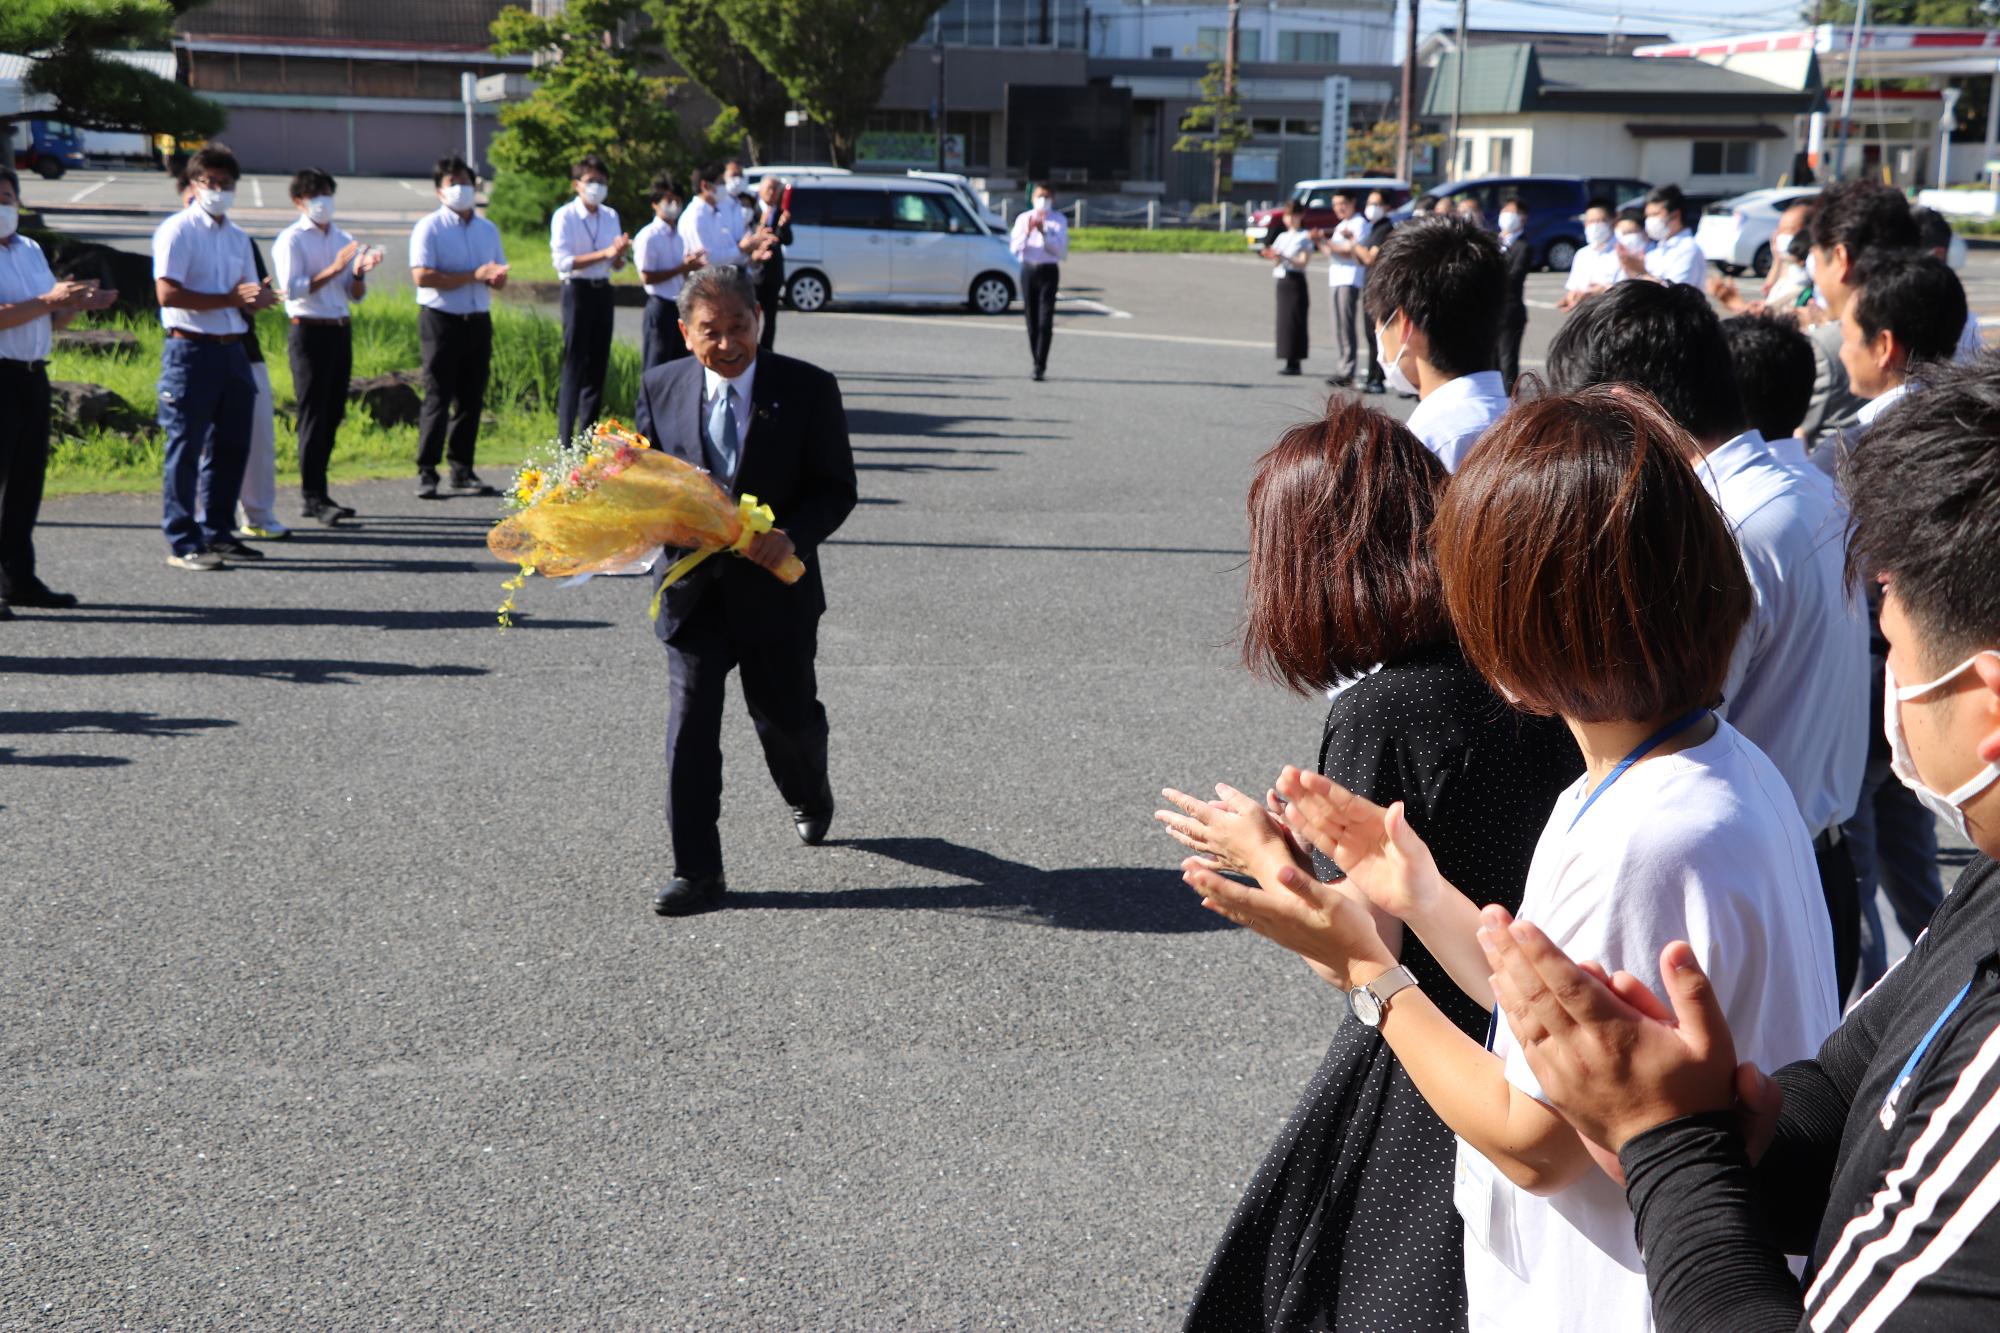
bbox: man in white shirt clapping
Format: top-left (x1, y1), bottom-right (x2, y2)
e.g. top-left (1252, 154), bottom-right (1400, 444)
top-left (409, 154), bottom-right (508, 499)
top-left (1009, 183), bottom-right (1067, 382)
top-left (1621, 183), bottom-right (1706, 288)
top-left (633, 173), bottom-right (705, 371)
top-left (550, 153), bottom-right (629, 447)
top-left (274, 168), bottom-right (379, 526)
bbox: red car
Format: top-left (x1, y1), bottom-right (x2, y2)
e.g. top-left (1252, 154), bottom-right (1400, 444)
top-left (1244, 177), bottom-right (1415, 246)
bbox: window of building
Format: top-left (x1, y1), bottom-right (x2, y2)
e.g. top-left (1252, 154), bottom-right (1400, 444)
top-left (1250, 116), bottom-right (1283, 136)
top-left (1284, 119), bottom-right (1321, 137)
top-left (1196, 27), bottom-right (1263, 61)
top-left (1691, 140), bottom-right (1757, 176)
top-left (1278, 31), bottom-right (1339, 63)
top-left (1151, 45), bottom-right (1173, 59)
top-left (1489, 137), bottom-right (1514, 174)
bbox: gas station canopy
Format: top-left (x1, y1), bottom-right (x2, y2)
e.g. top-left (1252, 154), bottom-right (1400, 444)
top-left (1637, 25), bottom-right (2000, 79)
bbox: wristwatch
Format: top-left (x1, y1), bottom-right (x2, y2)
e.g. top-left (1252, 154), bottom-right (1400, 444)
top-left (1346, 964), bottom-right (1419, 1028)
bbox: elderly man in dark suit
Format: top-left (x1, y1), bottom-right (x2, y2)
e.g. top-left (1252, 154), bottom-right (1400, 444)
top-left (635, 264), bottom-right (857, 916)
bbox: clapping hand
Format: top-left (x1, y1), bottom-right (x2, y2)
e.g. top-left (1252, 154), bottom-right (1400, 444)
top-left (1180, 850), bottom-right (1395, 990)
top-left (236, 279), bottom-right (277, 311)
top-left (335, 238), bottom-right (361, 269)
top-left (1155, 784), bottom-right (1305, 880)
top-left (476, 261), bottom-right (509, 288)
top-left (1272, 765), bottom-right (1446, 924)
top-left (45, 278), bottom-right (94, 308)
top-left (686, 248), bottom-right (708, 272)
top-left (78, 284), bottom-right (118, 311)
top-left (1475, 905), bottom-right (1778, 1160)
top-left (353, 246), bottom-right (383, 277)
top-left (611, 232), bottom-right (632, 269)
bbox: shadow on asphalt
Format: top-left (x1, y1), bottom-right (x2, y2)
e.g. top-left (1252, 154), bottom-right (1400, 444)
top-left (0, 656), bottom-right (489, 685)
top-left (826, 537), bottom-right (1246, 559)
top-left (727, 835), bottom-right (1227, 934)
top-left (846, 406), bottom-right (1055, 443)
top-left (52, 605), bottom-right (611, 632)
top-left (0, 748), bottom-right (131, 768)
top-left (0, 710), bottom-right (235, 737)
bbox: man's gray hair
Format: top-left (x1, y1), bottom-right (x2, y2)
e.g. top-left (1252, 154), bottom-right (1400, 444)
top-left (677, 263), bottom-right (759, 324)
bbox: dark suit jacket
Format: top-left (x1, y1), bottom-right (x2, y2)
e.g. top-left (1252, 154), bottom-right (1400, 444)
top-left (754, 204), bottom-right (793, 290)
top-left (633, 350), bottom-right (857, 644)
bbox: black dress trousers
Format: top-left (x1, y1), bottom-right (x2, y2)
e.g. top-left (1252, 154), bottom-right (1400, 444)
top-left (1023, 262), bottom-right (1059, 372)
top-left (0, 359), bottom-right (51, 595)
top-left (415, 308), bottom-right (492, 476)
top-left (288, 321), bottom-right (353, 503)
top-left (641, 294), bottom-right (689, 372)
top-left (663, 594), bottom-right (832, 879)
top-left (557, 278), bottom-right (616, 446)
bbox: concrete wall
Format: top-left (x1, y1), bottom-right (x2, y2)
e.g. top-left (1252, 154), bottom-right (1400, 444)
top-left (1091, 0), bottom-right (1396, 67)
top-left (210, 106), bottom-right (503, 177)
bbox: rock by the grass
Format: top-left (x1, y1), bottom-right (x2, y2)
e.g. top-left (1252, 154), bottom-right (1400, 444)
top-left (53, 328), bottom-right (141, 356)
top-left (349, 371), bottom-right (423, 427)
top-left (49, 381), bottom-right (154, 438)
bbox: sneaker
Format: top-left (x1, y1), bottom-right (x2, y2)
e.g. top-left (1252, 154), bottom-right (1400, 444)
top-left (1362, 379), bottom-right (1387, 395)
top-left (449, 470), bottom-right (500, 497)
top-left (207, 538), bottom-right (265, 562)
top-left (233, 523), bottom-right (290, 541)
top-left (166, 549), bottom-right (225, 571)
top-left (416, 471), bottom-right (441, 500)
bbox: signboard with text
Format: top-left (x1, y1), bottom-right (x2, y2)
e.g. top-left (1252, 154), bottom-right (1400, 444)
top-left (857, 132), bottom-right (965, 171)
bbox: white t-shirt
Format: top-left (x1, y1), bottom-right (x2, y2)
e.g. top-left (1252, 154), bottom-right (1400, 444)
top-left (1565, 241), bottom-right (1623, 293)
top-left (1324, 215), bottom-right (1364, 288)
top-left (1460, 718), bottom-right (1839, 1333)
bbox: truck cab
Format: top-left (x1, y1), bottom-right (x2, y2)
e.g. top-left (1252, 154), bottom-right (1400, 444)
top-left (12, 120), bottom-right (86, 180)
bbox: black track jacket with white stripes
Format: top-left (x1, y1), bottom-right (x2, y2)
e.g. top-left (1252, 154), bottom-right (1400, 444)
top-left (1618, 854), bottom-right (2000, 1331)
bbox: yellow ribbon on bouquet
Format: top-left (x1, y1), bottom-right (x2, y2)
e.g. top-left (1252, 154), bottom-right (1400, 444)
top-left (647, 494), bottom-right (780, 621)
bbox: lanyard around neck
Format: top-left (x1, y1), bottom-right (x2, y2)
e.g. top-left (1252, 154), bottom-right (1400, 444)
top-left (1568, 709), bottom-right (1709, 831)
top-left (1880, 980), bottom-right (1975, 1129)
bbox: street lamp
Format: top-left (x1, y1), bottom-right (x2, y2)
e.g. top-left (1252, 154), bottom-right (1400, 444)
top-left (933, 35), bottom-right (946, 172)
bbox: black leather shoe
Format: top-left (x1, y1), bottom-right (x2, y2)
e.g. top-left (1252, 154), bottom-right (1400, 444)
top-left (792, 802), bottom-right (834, 847)
top-left (450, 470), bottom-right (501, 497)
top-left (652, 873), bottom-right (726, 916)
top-left (324, 495), bottom-right (357, 519)
top-left (6, 581), bottom-right (78, 609)
top-left (0, 601), bottom-right (13, 621)
top-left (207, 538), bottom-right (265, 561)
top-left (305, 499), bottom-right (346, 527)
top-left (416, 471), bottom-right (440, 499)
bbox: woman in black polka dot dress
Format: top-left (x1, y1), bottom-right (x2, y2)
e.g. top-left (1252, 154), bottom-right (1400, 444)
top-left (1159, 402), bottom-right (1580, 1332)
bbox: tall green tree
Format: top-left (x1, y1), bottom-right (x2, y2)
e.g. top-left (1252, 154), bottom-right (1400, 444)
top-left (714, 0), bottom-right (946, 167)
top-left (1806, 1), bottom-right (1996, 22)
top-left (1174, 61), bottom-right (1252, 206)
top-left (487, 0), bottom-right (689, 234)
top-left (1, 0), bottom-right (222, 139)
top-left (650, 0), bottom-right (789, 164)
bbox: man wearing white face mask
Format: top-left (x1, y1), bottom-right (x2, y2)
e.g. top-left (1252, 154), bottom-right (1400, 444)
top-left (634, 173), bottom-right (705, 371)
top-left (550, 153), bottom-right (630, 448)
top-left (1362, 215), bottom-right (1510, 471)
top-left (1558, 199), bottom-right (1621, 312)
top-left (276, 167), bottom-right (378, 526)
top-left (1348, 189), bottom-right (1395, 392)
top-left (0, 165), bottom-right (113, 613)
top-left (410, 154), bottom-right (509, 500)
top-left (1467, 356), bottom-right (2000, 1333)
top-left (1619, 183), bottom-right (1705, 288)
top-left (1497, 196), bottom-right (1532, 392)
top-left (152, 143), bottom-right (279, 570)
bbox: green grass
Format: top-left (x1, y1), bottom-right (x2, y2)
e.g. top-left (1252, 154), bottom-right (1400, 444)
top-left (499, 229), bottom-right (563, 287)
top-left (1068, 227), bottom-right (1251, 254)
top-left (46, 299), bottom-right (642, 496)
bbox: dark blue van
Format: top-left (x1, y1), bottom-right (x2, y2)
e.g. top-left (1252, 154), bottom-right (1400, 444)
top-left (1399, 174), bottom-right (1651, 272)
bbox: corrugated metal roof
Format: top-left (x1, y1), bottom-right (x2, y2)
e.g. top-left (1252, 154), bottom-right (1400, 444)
top-left (177, 0), bottom-right (512, 48)
top-left (0, 50), bottom-right (175, 83)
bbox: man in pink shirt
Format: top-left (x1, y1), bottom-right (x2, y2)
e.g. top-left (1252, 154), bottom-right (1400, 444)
top-left (1009, 183), bottom-right (1067, 382)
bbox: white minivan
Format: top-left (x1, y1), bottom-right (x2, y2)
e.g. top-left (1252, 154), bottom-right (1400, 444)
top-left (780, 177), bottom-right (1019, 315)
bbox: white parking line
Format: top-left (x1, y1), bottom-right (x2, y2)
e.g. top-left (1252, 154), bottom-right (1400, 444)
top-left (397, 180), bottom-right (421, 193)
top-left (822, 310), bottom-right (1265, 348)
top-left (67, 177), bottom-right (112, 203)
top-left (1057, 295), bottom-right (1135, 319)
top-left (249, 177), bottom-right (265, 207)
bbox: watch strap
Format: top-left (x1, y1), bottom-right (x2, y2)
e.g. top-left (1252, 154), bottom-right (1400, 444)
top-left (1359, 963), bottom-right (1418, 1015)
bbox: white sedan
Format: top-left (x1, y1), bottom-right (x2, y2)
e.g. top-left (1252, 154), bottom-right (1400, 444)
top-left (1696, 187), bottom-right (1821, 277)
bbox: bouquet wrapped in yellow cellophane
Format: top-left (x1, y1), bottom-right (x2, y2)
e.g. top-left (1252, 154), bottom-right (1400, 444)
top-left (487, 420), bottom-right (805, 627)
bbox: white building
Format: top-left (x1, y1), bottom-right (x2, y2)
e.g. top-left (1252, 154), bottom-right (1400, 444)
top-left (1423, 43), bottom-right (1818, 192)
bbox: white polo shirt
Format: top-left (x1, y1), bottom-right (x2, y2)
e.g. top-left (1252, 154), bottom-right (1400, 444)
top-left (550, 196), bottom-right (622, 282)
top-left (1324, 215), bottom-right (1365, 288)
top-left (274, 215), bottom-right (366, 320)
top-left (0, 233), bottom-right (56, 362)
top-left (1644, 228), bottom-right (1706, 287)
top-left (634, 215), bottom-right (689, 300)
top-left (1564, 241), bottom-right (1623, 293)
top-left (152, 203), bottom-right (256, 336)
top-left (1696, 429), bottom-right (1869, 836)
top-left (1406, 370), bottom-right (1509, 472)
top-left (409, 205), bottom-right (506, 315)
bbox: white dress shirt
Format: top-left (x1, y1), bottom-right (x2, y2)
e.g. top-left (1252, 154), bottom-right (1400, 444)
top-left (274, 215), bottom-right (365, 320)
top-left (550, 196), bottom-right (621, 282)
top-left (634, 216), bottom-right (689, 300)
top-left (1405, 369), bottom-right (1509, 472)
top-left (0, 233), bottom-right (56, 362)
top-left (410, 205), bottom-right (506, 314)
top-left (152, 204), bottom-right (256, 335)
top-left (1324, 215), bottom-right (1365, 288)
top-left (701, 357), bottom-right (757, 484)
top-left (1696, 429), bottom-right (1869, 836)
top-left (1812, 381), bottom-right (1912, 484)
top-left (1564, 241), bottom-right (1623, 293)
top-left (1644, 228), bottom-right (1706, 287)
top-left (1957, 310), bottom-right (1983, 364)
top-left (1009, 209), bottom-right (1068, 266)
top-left (716, 189), bottom-right (748, 248)
top-left (679, 197), bottom-right (744, 269)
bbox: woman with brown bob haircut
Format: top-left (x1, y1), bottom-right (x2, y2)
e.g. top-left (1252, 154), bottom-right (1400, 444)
top-left (1182, 387), bottom-right (1840, 1333)
top-left (1157, 398), bottom-right (1580, 1332)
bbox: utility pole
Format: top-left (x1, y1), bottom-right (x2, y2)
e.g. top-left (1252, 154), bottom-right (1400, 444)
top-left (1834, 0), bottom-right (1869, 181)
top-left (1397, 0), bottom-right (1418, 181)
top-left (1447, 0), bottom-right (1468, 181)
top-left (1215, 0), bottom-right (1240, 209)
top-left (933, 19), bottom-right (946, 172)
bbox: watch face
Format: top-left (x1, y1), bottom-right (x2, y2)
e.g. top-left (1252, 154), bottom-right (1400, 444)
top-left (1349, 986), bottom-right (1383, 1027)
